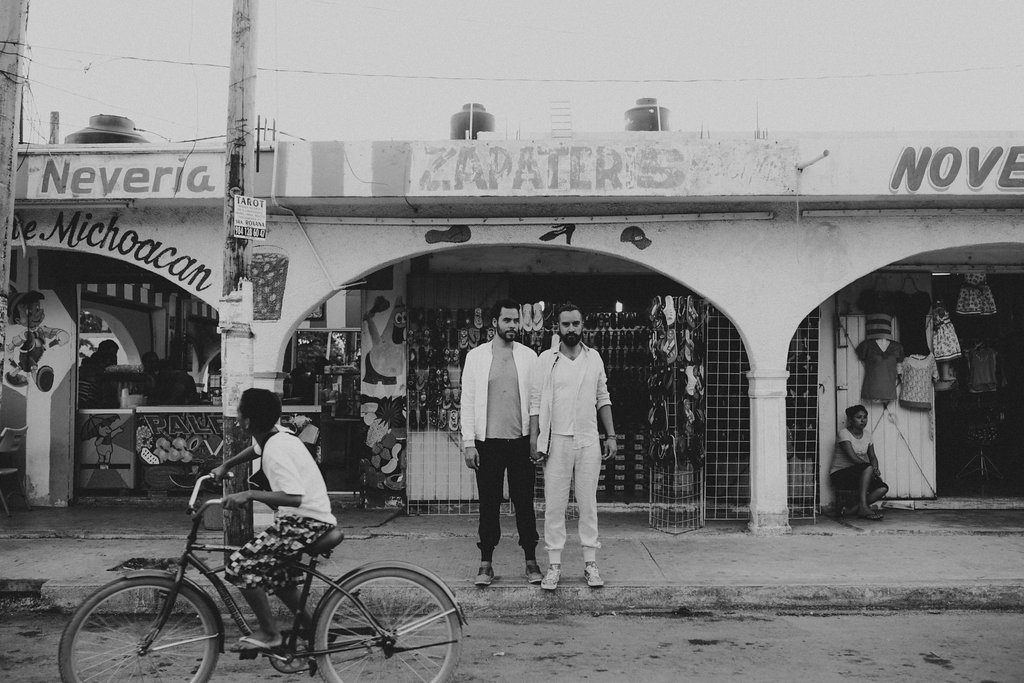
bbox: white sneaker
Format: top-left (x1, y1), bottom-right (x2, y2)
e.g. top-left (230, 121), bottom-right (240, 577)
top-left (540, 565), bottom-right (561, 591)
top-left (584, 563), bottom-right (605, 588)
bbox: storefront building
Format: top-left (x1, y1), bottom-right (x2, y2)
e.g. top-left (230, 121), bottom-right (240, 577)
top-left (9, 130), bottom-right (1024, 535)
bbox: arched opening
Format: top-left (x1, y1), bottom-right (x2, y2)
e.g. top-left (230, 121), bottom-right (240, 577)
top-left (5, 247), bottom-right (220, 500)
top-left (311, 243), bottom-right (824, 526)
top-left (821, 241), bottom-right (1024, 510)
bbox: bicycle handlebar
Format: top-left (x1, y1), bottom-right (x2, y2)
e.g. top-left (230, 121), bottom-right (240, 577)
top-left (187, 472), bottom-right (232, 515)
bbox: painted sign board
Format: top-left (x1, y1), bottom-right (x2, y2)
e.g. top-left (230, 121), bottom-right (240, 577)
top-left (18, 150), bottom-right (224, 200)
top-left (410, 139), bottom-right (800, 197)
top-left (232, 195), bottom-right (267, 240)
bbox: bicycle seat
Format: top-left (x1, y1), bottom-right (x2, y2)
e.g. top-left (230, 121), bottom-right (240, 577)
top-left (303, 527), bottom-right (345, 556)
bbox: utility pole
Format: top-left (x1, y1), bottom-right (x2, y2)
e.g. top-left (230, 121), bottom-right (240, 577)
top-left (0, 0), bottom-right (31, 413)
top-left (220, 0), bottom-right (258, 545)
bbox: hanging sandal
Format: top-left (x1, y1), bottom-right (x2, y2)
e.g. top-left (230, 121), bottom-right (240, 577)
top-left (663, 295), bottom-right (676, 327)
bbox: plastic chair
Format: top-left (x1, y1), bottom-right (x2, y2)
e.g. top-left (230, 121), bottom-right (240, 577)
top-left (0, 426), bottom-right (29, 516)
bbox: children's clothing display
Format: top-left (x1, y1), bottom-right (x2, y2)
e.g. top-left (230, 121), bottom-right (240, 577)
top-left (856, 338), bottom-right (905, 402)
top-left (967, 344), bottom-right (1000, 393)
top-left (930, 301), bottom-right (962, 361)
top-left (934, 360), bottom-right (958, 392)
top-left (899, 354), bottom-right (938, 409)
top-left (956, 272), bottom-right (997, 316)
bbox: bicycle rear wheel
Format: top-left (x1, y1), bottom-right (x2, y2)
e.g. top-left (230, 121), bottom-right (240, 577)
top-left (58, 574), bottom-right (220, 683)
top-left (314, 566), bottom-right (462, 682)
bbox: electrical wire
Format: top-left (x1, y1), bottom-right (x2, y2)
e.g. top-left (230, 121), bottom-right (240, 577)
top-left (27, 43), bottom-right (1024, 85)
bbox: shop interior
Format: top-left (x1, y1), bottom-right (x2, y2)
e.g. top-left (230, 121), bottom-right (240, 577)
top-left (932, 273), bottom-right (1024, 497)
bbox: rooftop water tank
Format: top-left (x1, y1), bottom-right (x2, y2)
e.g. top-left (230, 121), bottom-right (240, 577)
top-left (450, 103), bottom-right (495, 140)
top-left (624, 98), bottom-right (670, 132)
top-left (65, 114), bottom-right (150, 144)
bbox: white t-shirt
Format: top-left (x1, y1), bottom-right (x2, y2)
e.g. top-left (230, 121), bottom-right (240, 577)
top-left (550, 352), bottom-right (586, 436)
top-left (831, 427), bottom-right (872, 474)
top-left (254, 429), bottom-right (336, 525)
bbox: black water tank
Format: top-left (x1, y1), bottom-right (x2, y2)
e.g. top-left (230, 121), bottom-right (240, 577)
top-left (450, 103), bottom-right (495, 140)
top-left (65, 114), bottom-right (150, 144)
top-left (624, 98), bottom-right (670, 132)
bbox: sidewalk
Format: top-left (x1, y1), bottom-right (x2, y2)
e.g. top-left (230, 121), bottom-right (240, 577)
top-left (2, 503), bottom-right (1024, 614)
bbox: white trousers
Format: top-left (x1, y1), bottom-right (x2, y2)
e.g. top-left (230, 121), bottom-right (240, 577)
top-left (543, 434), bottom-right (602, 564)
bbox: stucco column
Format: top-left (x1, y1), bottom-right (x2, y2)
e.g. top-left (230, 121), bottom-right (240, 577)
top-left (746, 368), bottom-right (792, 536)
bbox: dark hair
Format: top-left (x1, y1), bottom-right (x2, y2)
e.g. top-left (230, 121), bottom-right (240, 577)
top-left (238, 388), bottom-right (282, 432)
top-left (141, 351), bottom-right (161, 371)
top-left (490, 298), bottom-right (521, 324)
top-left (555, 301), bottom-right (582, 320)
top-left (845, 404), bottom-right (868, 420)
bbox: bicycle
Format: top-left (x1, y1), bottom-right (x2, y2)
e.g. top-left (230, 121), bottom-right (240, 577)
top-left (58, 474), bottom-right (466, 682)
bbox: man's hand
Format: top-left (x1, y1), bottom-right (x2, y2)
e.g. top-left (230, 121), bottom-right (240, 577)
top-left (209, 464), bottom-right (229, 482)
top-left (464, 446), bottom-right (480, 470)
top-left (221, 490), bottom-right (251, 510)
top-left (601, 438), bottom-right (617, 461)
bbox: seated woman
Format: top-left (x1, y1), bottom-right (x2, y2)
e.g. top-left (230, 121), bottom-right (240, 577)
top-left (830, 404), bottom-right (889, 521)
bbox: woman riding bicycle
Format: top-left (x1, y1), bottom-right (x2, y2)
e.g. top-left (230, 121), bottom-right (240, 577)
top-left (211, 388), bottom-right (337, 653)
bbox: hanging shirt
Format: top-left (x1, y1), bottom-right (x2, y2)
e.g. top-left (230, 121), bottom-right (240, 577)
top-left (856, 339), bottom-right (905, 402)
top-left (899, 354), bottom-right (938, 409)
top-left (967, 345), bottom-right (1000, 393)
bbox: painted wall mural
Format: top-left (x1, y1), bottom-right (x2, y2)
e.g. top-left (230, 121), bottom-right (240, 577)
top-left (4, 289), bottom-right (71, 392)
top-left (359, 293), bottom-right (407, 507)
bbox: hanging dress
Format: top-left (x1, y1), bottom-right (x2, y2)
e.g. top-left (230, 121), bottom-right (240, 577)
top-left (956, 272), bottom-right (997, 316)
top-left (930, 302), bottom-right (961, 361)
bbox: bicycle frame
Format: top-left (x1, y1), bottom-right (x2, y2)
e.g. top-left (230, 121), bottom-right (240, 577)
top-left (136, 475), bottom-right (460, 663)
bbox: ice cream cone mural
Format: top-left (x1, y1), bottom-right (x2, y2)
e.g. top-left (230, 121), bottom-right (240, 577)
top-left (251, 244), bottom-right (289, 321)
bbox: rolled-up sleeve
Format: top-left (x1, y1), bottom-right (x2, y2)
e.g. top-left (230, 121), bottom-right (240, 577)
top-left (595, 357), bottom-right (611, 409)
top-left (460, 351), bottom-right (478, 447)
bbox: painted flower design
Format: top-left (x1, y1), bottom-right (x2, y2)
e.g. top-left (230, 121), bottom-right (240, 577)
top-left (374, 395), bottom-right (406, 430)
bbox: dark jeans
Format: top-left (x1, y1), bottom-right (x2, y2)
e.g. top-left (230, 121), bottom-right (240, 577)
top-left (475, 436), bottom-right (539, 561)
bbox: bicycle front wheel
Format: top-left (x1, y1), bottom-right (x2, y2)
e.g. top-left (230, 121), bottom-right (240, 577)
top-left (58, 574), bottom-right (220, 683)
top-left (315, 566), bottom-right (463, 683)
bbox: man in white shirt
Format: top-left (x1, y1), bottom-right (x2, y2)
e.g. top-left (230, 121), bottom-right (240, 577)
top-left (461, 299), bottom-right (542, 586)
top-left (530, 302), bottom-right (617, 590)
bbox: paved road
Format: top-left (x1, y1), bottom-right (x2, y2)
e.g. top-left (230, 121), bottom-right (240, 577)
top-left (4, 600), bottom-right (1021, 682)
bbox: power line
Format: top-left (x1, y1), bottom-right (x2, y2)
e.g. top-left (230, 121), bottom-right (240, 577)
top-left (28, 43), bottom-right (1024, 84)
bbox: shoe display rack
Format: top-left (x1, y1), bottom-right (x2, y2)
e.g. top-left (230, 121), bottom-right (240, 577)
top-left (405, 305), bottom-right (490, 515)
top-left (646, 295), bottom-right (707, 534)
top-left (583, 311), bottom-right (654, 504)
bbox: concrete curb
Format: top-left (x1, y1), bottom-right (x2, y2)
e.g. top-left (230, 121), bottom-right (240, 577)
top-left (37, 579), bottom-right (1024, 615)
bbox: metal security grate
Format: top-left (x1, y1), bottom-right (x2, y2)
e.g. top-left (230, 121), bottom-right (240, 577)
top-left (704, 307), bottom-right (820, 520)
top-left (704, 308), bottom-right (751, 520)
top-left (786, 309), bottom-right (820, 519)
